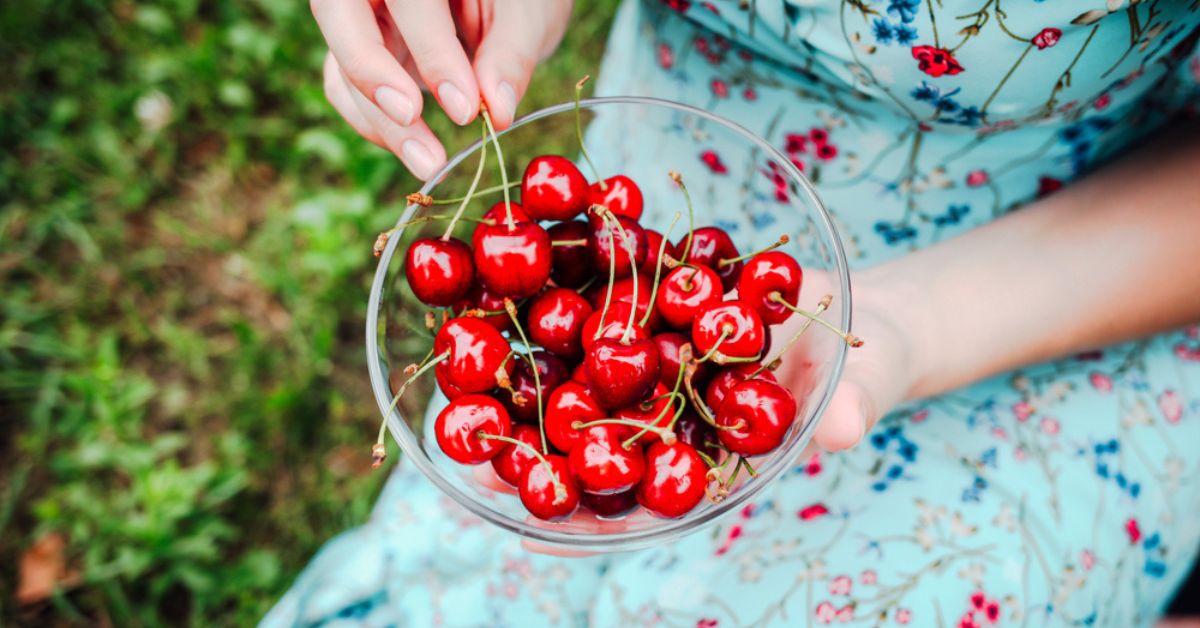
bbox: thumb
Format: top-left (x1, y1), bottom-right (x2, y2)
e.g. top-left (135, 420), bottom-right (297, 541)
top-left (472, 0), bottom-right (572, 129)
top-left (812, 378), bottom-right (877, 451)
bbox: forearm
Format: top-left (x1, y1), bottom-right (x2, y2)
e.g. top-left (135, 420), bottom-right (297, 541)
top-left (864, 120), bottom-right (1200, 401)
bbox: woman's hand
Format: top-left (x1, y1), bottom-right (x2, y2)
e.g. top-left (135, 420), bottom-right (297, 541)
top-left (311, 0), bottom-right (572, 179)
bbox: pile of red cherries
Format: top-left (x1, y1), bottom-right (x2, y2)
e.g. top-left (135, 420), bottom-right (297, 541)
top-left (373, 96), bottom-right (857, 523)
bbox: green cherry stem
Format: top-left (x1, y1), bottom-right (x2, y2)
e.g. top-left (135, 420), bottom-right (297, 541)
top-left (477, 433), bottom-right (569, 503)
top-left (571, 418), bottom-right (677, 447)
top-left (442, 120), bottom-right (489, 240)
top-left (503, 298), bottom-right (549, 454)
top-left (426, 181), bottom-right (520, 205)
top-left (670, 171), bottom-right (697, 264)
top-left (621, 345), bottom-right (691, 448)
top-left (639, 211), bottom-right (682, 328)
top-left (596, 208), bottom-right (640, 344)
top-left (751, 294), bottom-right (831, 378)
top-left (372, 350), bottom-right (450, 467)
top-left (574, 75), bottom-right (605, 190)
top-left (480, 105), bottom-right (514, 229)
top-left (768, 292), bottom-right (863, 347)
top-left (593, 208), bottom-right (619, 341)
top-left (716, 234), bottom-right (790, 268)
top-left (552, 239), bottom-right (588, 247)
top-left (696, 326), bottom-right (733, 363)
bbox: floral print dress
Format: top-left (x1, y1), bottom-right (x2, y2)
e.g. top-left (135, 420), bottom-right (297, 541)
top-left (264, 1), bottom-right (1200, 626)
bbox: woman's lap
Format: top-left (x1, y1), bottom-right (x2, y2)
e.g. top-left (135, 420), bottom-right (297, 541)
top-left (264, 331), bottom-right (1200, 627)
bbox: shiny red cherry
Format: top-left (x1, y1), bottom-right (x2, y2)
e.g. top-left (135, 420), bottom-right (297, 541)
top-left (705, 363), bottom-right (778, 413)
top-left (611, 274), bottom-right (662, 331)
top-left (472, 201), bottom-right (530, 250)
top-left (584, 337), bottom-right (661, 410)
top-left (615, 382), bottom-right (671, 446)
top-left (545, 381), bottom-right (604, 453)
top-left (434, 394), bottom-right (512, 464)
top-left (580, 489), bottom-right (639, 519)
top-left (570, 362), bottom-right (589, 385)
top-left (653, 332), bottom-right (709, 388)
top-left (656, 265), bottom-right (723, 329)
top-left (637, 442), bottom-right (708, 518)
top-left (527, 288), bottom-right (593, 360)
top-left (587, 175), bottom-right (644, 220)
top-left (692, 301), bottom-right (766, 362)
top-left (673, 411), bottom-right (721, 461)
top-left (456, 281), bottom-right (512, 333)
top-left (715, 380), bottom-right (797, 455)
top-left (587, 212), bottom-right (647, 279)
top-left (569, 425), bottom-right (645, 494)
top-left (491, 423), bottom-right (542, 486)
top-left (521, 155), bottom-right (589, 221)
top-left (404, 237), bottom-right (475, 307)
top-left (433, 317), bottom-right (514, 394)
top-left (435, 366), bottom-right (467, 401)
top-left (737, 251), bottom-right (803, 325)
top-left (519, 454), bottom-right (581, 521)
top-left (678, 226), bottom-right (742, 291)
top-left (547, 220), bottom-right (593, 288)
top-left (503, 350), bottom-right (568, 423)
top-left (643, 229), bottom-right (679, 277)
top-left (474, 221), bottom-right (552, 299)
top-left (580, 302), bottom-right (648, 352)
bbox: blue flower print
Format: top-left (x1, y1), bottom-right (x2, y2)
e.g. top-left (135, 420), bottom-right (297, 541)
top-left (887, 0), bottom-right (920, 23)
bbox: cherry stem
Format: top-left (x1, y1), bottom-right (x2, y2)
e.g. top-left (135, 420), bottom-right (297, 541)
top-left (575, 275), bottom-right (599, 295)
top-left (696, 326), bottom-right (733, 363)
top-left (596, 209), bottom-right (640, 344)
top-left (477, 433), bottom-right (569, 504)
top-left (751, 295), bottom-right (831, 378)
top-left (593, 208), bottom-right (619, 341)
top-left (670, 171), bottom-right (696, 265)
top-left (571, 418), bottom-right (676, 447)
top-left (717, 234), bottom-right (790, 268)
top-left (551, 239), bottom-right (587, 247)
top-left (426, 181), bottom-right (519, 205)
top-left (442, 120), bottom-right (489, 240)
top-left (503, 298), bottom-right (548, 454)
top-left (694, 448), bottom-right (720, 469)
top-left (768, 292), bottom-right (863, 347)
top-left (480, 106), bottom-right (514, 230)
top-left (574, 75), bottom-right (605, 190)
top-left (372, 350), bottom-right (450, 468)
top-left (639, 211), bottom-right (681, 328)
top-left (621, 348), bottom-right (690, 448)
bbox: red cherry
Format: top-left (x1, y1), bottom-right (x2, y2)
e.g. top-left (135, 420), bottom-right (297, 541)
top-left (692, 301), bottom-right (766, 361)
top-left (587, 212), bottom-right (647, 279)
top-left (737, 251), bottom-right (803, 325)
top-left (643, 229), bottom-right (678, 277)
top-left (503, 350), bottom-right (568, 423)
top-left (715, 380), bottom-right (797, 455)
top-left (474, 221), bottom-right (552, 299)
top-left (404, 237), bottom-right (475, 307)
top-left (614, 382), bottom-right (672, 446)
top-left (678, 226), bottom-right (742, 291)
top-left (521, 156), bottom-right (589, 221)
top-left (580, 489), bottom-right (639, 519)
top-left (547, 220), bottom-right (593, 288)
top-left (705, 363), bottom-right (778, 413)
top-left (491, 424), bottom-right (542, 486)
top-left (545, 381), bottom-right (604, 453)
top-left (655, 265), bottom-right (723, 329)
top-left (674, 411), bottom-right (721, 462)
top-left (587, 175), bottom-right (644, 220)
top-left (527, 288), bottom-right (593, 359)
top-left (569, 425), bottom-right (645, 494)
top-left (433, 318), bottom-right (514, 394)
top-left (637, 442), bottom-right (708, 518)
top-left (435, 365), bottom-right (467, 400)
top-left (519, 454), bottom-right (581, 521)
top-left (653, 332), bottom-right (709, 388)
top-left (570, 362), bottom-right (589, 385)
top-left (472, 202), bottom-right (530, 250)
top-left (611, 274), bottom-right (662, 331)
top-left (584, 337), bottom-right (661, 410)
top-left (580, 302), bottom-right (649, 352)
top-left (434, 394), bottom-right (512, 464)
top-left (456, 281), bottom-right (512, 333)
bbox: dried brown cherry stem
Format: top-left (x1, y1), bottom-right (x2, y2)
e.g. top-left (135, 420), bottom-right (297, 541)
top-left (424, 181), bottom-right (519, 205)
top-left (574, 75), bottom-right (605, 190)
top-left (372, 350), bottom-right (450, 468)
top-left (503, 298), bottom-right (549, 454)
top-left (717, 234), bottom-right (790, 268)
top-left (480, 105), bottom-right (515, 229)
top-left (571, 418), bottom-right (677, 447)
top-left (768, 292), bottom-right (863, 347)
top-left (551, 238), bottom-right (588, 247)
top-left (442, 119), bottom-right (489, 240)
top-left (478, 433), bottom-right (569, 503)
top-left (669, 171), bottom-right (697, 264)
top-left (750, 294), bottom-right (831, 378)
top-left (639, 212), bottom-right (682, 328)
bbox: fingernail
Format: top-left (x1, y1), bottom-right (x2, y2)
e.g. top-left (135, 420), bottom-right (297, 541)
top-left (495, 81), bottom-right (517, 122)
top-left (375, 86), bottom-right (415, 126)
top-left (401, 140), bottom-right (437, 179)
top-left (437, 81), bottom-right (472, 125)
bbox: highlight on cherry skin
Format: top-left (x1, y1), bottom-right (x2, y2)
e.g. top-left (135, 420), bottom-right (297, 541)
top-left (369, 83), bottom-right (862, 525)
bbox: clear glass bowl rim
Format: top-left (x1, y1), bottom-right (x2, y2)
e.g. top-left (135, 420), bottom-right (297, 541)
top-left (365, 95), bottom-right (853, 551)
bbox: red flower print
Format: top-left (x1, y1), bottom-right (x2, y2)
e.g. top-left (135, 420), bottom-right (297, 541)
top-left (970, 592), bottom-right (986, 610)
top-left (911, 45), bottom-right (965, 77)
top-left (829, 575), bottom-right (853, 596)
top-left (740, 503), bottom-right (756, 518)
top-left (697, 620), bottom-right (719, 628)
top-left (711, 78), bottom-right (730, 98)
top-left (1126, 518), bottom-right (1142, 544)
top-left (700, 150), bottom-right (728, 174)
top-left (715, 523), bottom-right (743, 555)
top-left (1033, 27), bottom-right (1062, 50)
top-left (789, 157), bottom-right (806, 173)
top-left (1036, 176), bottom-right (1063, 198)
top-left (657, 43), bottom-right (675, 69)
top-left (799, 503), bottom-right (829, 520)
top-left (743, 87), bottom-right (758, 101)
top-left (1094, 93), bottom-right (1112, 110)
top-left (1159, 390), bottom-right (1184, 423)
top-left (815, 601), bottom-right (836, 624)
top-left (1176, 342), bottom-right (1200, 361)
top-left (911, 409), bottom-right (929, 422)
top-left (662, 0), bottom-right (691, 12)
top-left (738, 49), bottom-right (753, 61)
top-left (809, 128), bottom-right (829, 144)
top-left (816, 143), bottom-right (838, 161)
top-left (983, 602), bottom-right (1000, 623)
top-left (701, 1), bottom-right (720, 13)
top-left (860, 569), bottom-right (877, 585)
top-left (806, 453), bottom-right (823, 476)
top-left (695, 35), bottom-right (710, 54)
top-left (965, 170), bottom-right (989, 187)
top-left (1089, 371), bottom-right (1113, 392)
top-left (958, 615), bottom-right (980, 628)
top-left (785, 133), bottom-right (808, 154)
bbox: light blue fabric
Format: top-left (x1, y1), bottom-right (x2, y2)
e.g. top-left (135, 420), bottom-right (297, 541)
top-left (265, 1), bottom-right (1200, 625)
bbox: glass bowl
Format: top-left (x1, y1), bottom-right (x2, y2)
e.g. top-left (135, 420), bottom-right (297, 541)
top-left (366, 96), bottom-right (851, 552)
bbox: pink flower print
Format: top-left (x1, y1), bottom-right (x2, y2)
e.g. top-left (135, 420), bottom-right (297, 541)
top-left (860, 569), bottom-right (877, 585)
top-left (965, 170), bottom-right (989, 187)
top-left (835, 605), bottom-right (854, 622)
top-left (816, 143), bottom-right (838, 161)
top-left (1012, 401), bottom-right (1034, 422)
top-left (789, 157), bottom-right (806, 174)
top-left (697, 620), bottom-right (719, 628)
top-left (695, 36), bottom-right (710, 54)
top-left (895, 608), bottom-right (912, 624)
top-left (970, 592), bottom-right (986, 610)
top-left (815, 601), bottom-right (836, 624)
top-left (657, 43), bottom-right (675, 69)
top-left (700, 150), bottom-right (728, 174)
top-left (1095, 93), bottom-right (1112, 110)
top-left (1039, 417), bottom-right (1060, 435)
top-left (1126, 518), bottom-right (1142, 544)
top-left (1013, 446), bottom-right (1027, 462)
top-left (1158, 390), bottom-right (1184, 423)
top-left (911, 409), bottom-right (929, 423)
top-left (799, 503), bottom-right (830, 520)
top-left (701, 1), bottom-right (720, 13)
top-left (1176, 342), bottom-right (1200, 361)
top-left (743, 87), bottom-right (758, 101)
top-left (502, 581), bottom-right (519, 599)
top-left (711, 78), bottom-right (730, 98)
top-left (785, 133), bottom-right (808, 154)
top-left (1033, 27), bottom-right (1062, 50)
top-left (740, 503), bottom-right (756, 519)
top-left (1081, 549), bottom-right (1095, 571)
top-left (983, 601), bottom-right (1000, 623)
top-left (958, 614), bottom-right (980, 628)
top-left (991, 426), bottom-right (1008, 440)
top-left (1089, 371), bottom-right (1113, 392)
top-left (829, 575), bottom-right (853, 596)
top-left (715, 523), bottom-right (743, 555)
top-left (809, 128), bottom-right (829, 144)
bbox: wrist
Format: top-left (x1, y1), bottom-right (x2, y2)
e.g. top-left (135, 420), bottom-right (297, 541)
top-left (853, 263), bottom-right (941, 402)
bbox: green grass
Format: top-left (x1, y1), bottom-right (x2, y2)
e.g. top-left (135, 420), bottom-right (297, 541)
top-left (0, 1), bottom-right (616, 624)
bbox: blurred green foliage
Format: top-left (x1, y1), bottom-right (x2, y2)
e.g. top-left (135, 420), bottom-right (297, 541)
top-left (0, 0), bottom-right (615, 624)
